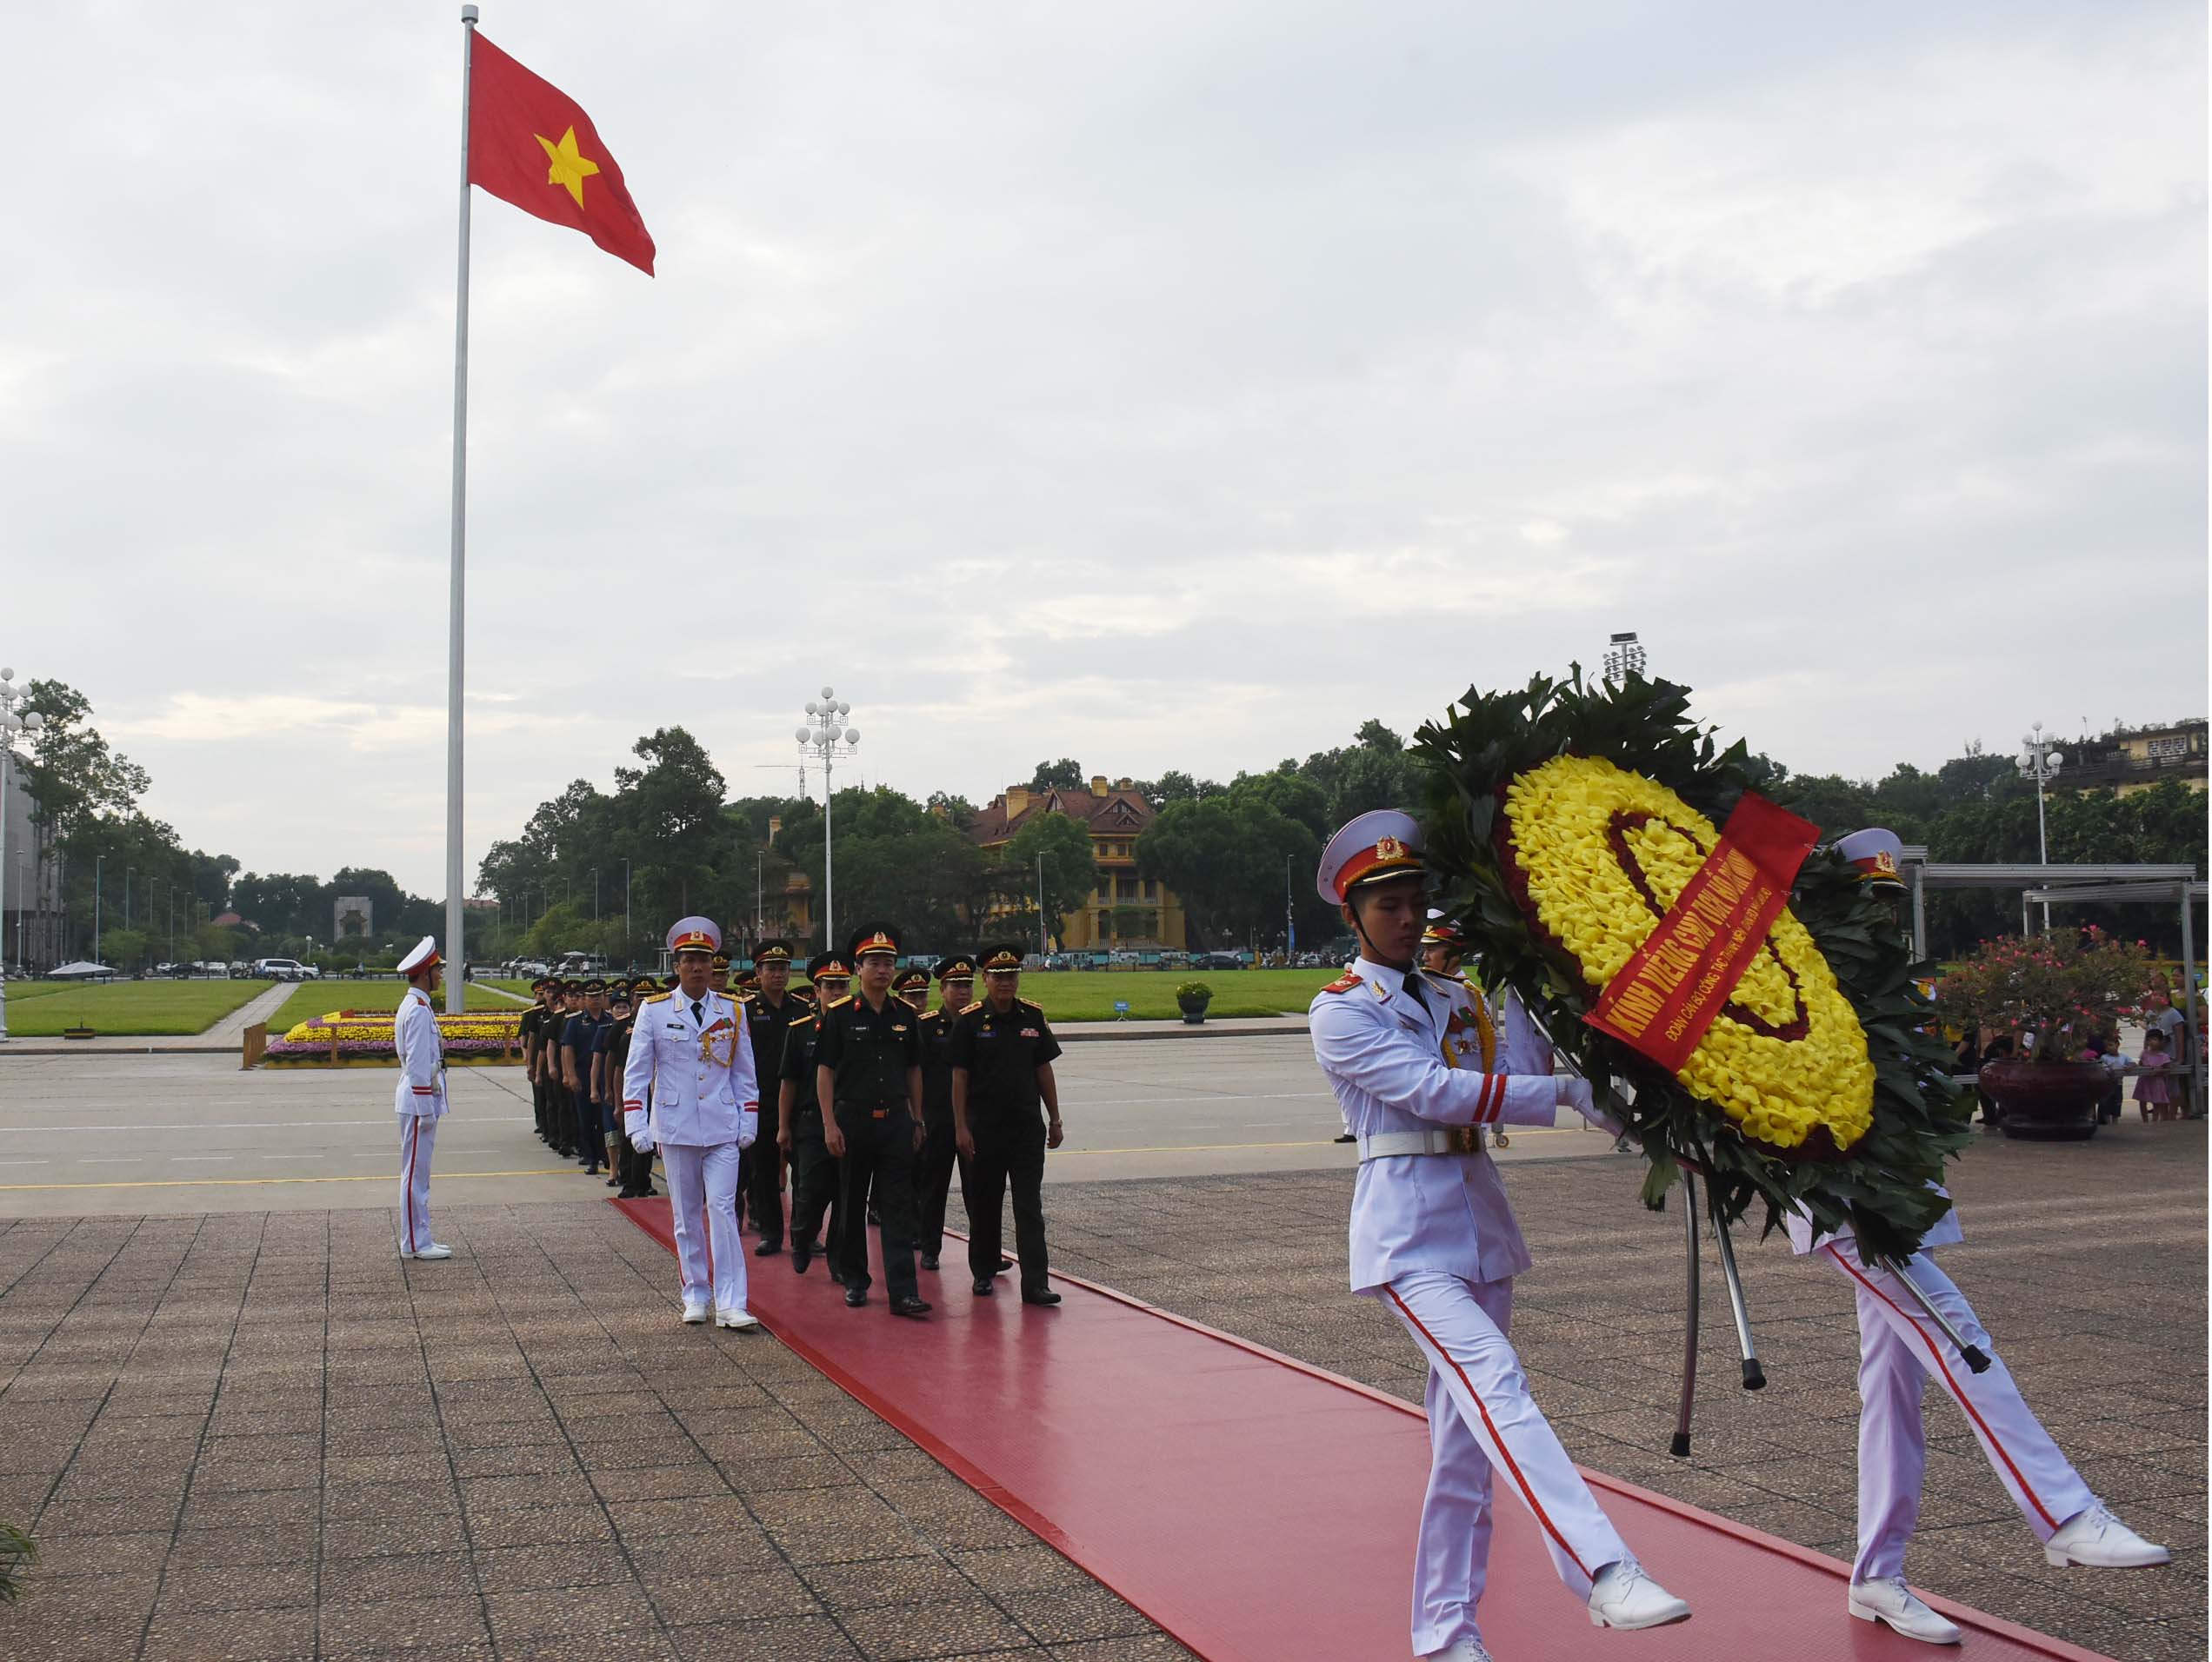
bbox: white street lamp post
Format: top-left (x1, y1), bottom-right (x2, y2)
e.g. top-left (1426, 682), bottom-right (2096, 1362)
top-left (795, 687), bottom-right (859, 951)
top-left (0, 668), bottom-right (50, 1040)
top-left (2017, 721), bottom-right (2066, 932)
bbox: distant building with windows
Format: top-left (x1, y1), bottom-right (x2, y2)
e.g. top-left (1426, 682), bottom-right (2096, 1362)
top-left (2063, 719), bottom-right (2207, 795)
top-left (969, 776), bottom-right (1189, 950)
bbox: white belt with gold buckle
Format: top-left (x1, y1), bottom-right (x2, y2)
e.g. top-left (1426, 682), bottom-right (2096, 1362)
top-left (1358, 1127), bottom-right (1482, 1160)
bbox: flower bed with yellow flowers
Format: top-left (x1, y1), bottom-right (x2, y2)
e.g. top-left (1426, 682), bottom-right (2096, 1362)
top-left (1414, 670), bottom-right (1971, 1266)
top-left (263, 1008), bottom-right (523, 1067)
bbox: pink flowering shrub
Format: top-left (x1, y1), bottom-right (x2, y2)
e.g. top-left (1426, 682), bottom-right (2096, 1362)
top-left (1936, 927), bottom-right (2162, 1063)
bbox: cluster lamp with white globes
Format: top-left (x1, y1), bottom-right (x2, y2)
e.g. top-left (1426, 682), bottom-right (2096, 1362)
top-left (2017, 721), bottom-right (2066, 929)
top-left (797, 687), bottom-right (863, 948)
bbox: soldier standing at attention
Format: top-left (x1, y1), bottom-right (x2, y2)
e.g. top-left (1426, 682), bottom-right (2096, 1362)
top-left (563, 979), bottom-right (612, 1177)
top-left (552, 980), bottom-right (584, 1157)
top-left (914, 954), bottom-right (974, 1274)
top-left (738, 940), bottom-right (802, 1255)
top-left (519, 977), bottom-right (553, 1147)
top-left (707, 952), bottom-right (733, 994)
top-left (815, 923), bottom-right (929, 1317)
top-left (783, 952), bottom-right (849, 1279)
top-left (620, 918), bottom-right (760, 1329)
top-left (1310, 811), bottom-right (1689, 1662)
top-left (894, 966), bottom-right (930, 1013)
top-left (393, 936), bottom-right (452, 1261)
top-left (950, 945), bottom-right (1063, 1304)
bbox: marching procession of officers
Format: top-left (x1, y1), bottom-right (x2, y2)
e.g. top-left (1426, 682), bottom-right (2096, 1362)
top-left (495, 917), bottom-right (1065, 1326)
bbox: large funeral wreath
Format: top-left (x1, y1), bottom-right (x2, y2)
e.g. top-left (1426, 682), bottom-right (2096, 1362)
top-left (1412, 670), bottom-right (1974, 1266)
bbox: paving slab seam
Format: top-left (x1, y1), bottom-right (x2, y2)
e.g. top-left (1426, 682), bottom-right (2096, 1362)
top-left (126, 1212), bottom-right (248, 1662)
top-left (310, 1207), bottom-right (333, 1659)
top-left (395, 1220), bottom-right (506, 1661)
top-left (15, 1215), bottom-right (160, 1524)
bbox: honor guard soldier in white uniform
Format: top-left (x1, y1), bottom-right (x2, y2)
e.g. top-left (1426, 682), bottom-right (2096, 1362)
top-left (621, 917), bottom-right (763, 1330)
top-left (1784, 828), bottom-right (2168, 1645)
top-left (1309, 812), bottom-right (1690, 1662)
top-left (393, 937), bottom-right (453, 1261)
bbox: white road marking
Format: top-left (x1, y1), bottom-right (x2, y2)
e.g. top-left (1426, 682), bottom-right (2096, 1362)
top-left (172, 1156), bottom-right (234, 1163)
top-left (0, 1160), bottom-right (50, 1167)
top-left (81, 1158), bottom-right (143, 1165)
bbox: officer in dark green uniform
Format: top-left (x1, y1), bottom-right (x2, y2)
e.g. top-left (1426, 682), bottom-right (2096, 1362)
top-left (894, 966), bottom-right (930, 1012)
top-left (815, 922), bottom-right (929, 1317)
top-left (783, 952), bottom-right (849, 1280)
top-left (951, 944), bottom-right (1065, 1305)
top-left (914, 953), bottom-right (974, 1273)
top-left (738, 940), bottom-right (801, 1253)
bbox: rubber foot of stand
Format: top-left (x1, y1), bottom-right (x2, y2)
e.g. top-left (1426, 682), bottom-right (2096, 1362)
top-left (1962, 1346), bottom-right (1992, 1374)
top-left (1669, 1433), bottom-right (1692, 1458)
top-left (1742, 1360), bottom-right (1767, 1390)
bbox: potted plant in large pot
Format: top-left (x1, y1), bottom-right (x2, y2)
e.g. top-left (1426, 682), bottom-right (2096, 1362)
top-left (1175, 981), bottom-right (1212, 1024)
top-left (1937, 928), bottom-right (2161, 1140)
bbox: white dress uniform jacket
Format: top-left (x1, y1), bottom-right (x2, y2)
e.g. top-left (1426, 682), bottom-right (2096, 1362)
top-left (622, 988), bottom-right (759, 1149)
top-left (392, 987), bottom-right (450, 1119)
top-left (1311, 958), bottom-right (1561, 1291)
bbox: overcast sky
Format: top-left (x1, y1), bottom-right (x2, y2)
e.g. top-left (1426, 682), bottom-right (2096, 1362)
top-left (5, 1), bottom-right (2203, 897)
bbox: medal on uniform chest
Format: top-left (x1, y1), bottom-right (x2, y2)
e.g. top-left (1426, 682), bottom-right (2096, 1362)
top-left (697, 1017), bottom-right (736, 1066)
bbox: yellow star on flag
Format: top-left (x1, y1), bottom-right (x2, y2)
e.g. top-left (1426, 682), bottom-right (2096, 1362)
top-left (535, 126), bottom-right (601, 209)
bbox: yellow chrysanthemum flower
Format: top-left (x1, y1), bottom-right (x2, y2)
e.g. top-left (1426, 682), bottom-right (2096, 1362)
top-left (1501, 754), bottom-right (1873, 1153)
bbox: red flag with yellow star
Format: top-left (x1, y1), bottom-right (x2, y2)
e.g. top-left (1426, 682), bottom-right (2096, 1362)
top-left (467, 34), bottom-right (656, 275)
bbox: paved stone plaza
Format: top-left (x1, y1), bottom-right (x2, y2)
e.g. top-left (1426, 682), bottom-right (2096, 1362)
top-left (0, 1103), bottom-right (2200, 1659)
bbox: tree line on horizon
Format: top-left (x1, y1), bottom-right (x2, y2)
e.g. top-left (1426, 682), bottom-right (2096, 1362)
top-left (9, 678), bottom-right (2207, 969)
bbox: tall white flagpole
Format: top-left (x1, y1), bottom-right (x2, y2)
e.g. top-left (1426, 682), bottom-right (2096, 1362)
top-left (444, 4), bottom-right (478, 1014)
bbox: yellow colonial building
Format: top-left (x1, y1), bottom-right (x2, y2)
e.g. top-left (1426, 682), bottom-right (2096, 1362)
top-left (969, 777), bottom-right (1189, 950)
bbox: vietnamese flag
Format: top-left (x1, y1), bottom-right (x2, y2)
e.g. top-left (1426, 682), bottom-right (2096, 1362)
top-left (468, 34), bottom-right (656, 275)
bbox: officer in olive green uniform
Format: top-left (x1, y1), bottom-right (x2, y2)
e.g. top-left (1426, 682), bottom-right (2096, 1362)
top-left (783, 952), bottom-right (849, 1279)
top-left (914, 954), bottom-right (973, 1273)
top-left (951, 944), bottom-right (1065, 1305)
top-left (815, 922), bottom-right (930, 1317)
top-left (738, 940), bottom-right (801, 1253)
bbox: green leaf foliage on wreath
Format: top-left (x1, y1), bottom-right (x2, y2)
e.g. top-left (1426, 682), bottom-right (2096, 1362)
top-left (1411, 668), bottom-right (1974, 1266)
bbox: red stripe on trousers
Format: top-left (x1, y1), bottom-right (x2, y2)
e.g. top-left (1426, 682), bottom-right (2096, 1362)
top-left (1824, 1246), bottom-right (2059, 1530)
top-left (403, 1118), bottom-right (417, 1250)
top-left (1385, 1285), bottom-right (1593, 1579)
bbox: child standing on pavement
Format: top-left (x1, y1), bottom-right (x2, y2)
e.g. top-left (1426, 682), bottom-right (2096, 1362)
top-left (2134, 1030), bottom-right (2177, 1121)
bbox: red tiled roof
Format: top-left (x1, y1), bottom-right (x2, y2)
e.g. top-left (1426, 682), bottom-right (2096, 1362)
top-left (970, 785), bottom-right (1154, 847)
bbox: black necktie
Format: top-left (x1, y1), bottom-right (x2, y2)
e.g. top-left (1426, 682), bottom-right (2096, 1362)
top-left (691, 1000), bottom-right (703, 1024)
top-left (1399, 973), bottom-right (1425, 1015)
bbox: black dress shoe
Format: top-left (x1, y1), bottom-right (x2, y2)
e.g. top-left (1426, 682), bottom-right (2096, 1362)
top-left (867, 1207), bottom-right (882, 1226)
top-left (755, 1240), bottom-right (783, 1256)
top-left (844, 1286), bottom-right (869, 1307)
top-left (889, 1296), bottom-right (931, 1319)
top-left (972, 1277), bottom-right (995, 1295)
top-left (1333, 1132), bottom-right (1357, 1144)
top-left (919, 1253), bottom-right (939, 1272)
top-left (791, 1245), bottom-right (811, 1273)
top-left (995, 1258), bottom-right (1014, 1275)
top-left (1021, 1288), bottom-right (1063, 1306)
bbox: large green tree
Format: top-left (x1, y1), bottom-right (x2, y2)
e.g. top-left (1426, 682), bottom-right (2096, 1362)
top-left (1001, 814), bottom-right (1099, 948)
top-left (1138, 794), bottom-right (1314, 948)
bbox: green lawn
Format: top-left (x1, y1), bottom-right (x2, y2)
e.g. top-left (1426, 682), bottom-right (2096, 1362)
top-left (267, 979), bottom-right (537, 1032)
top-left (1004, 967), bottom-right (1336, 1022)
top-left (2, 979), bottom-right (276, 1037)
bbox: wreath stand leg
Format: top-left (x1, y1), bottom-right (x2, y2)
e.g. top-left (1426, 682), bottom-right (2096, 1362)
top-left (1670, 1172), bottom-right (1701, 1458)
top-left (1892, 1257), bottom-right (1993, 1374)
top-left (1709, 1193), bottom-right (1767, 1392)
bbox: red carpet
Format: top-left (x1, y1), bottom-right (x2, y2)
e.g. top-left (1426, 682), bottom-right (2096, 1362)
top-left (614, 1194), bottom-right (2111, 1661)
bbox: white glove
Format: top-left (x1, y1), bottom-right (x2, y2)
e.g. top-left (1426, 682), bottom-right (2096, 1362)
top-left (630, 1127), bottom-right (655, 1153)
top-left (1556, 1077), bottom-right (1624, 1137)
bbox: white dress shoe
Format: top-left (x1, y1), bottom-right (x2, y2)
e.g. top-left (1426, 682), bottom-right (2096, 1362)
top-left (680, 1298), bottom-right (710, 1324)
top-left (2044, 1502), bottom-right (2171, 1568)
top-left (716, 1308), bottom-right (760, 1331)
top-left (401, 1243), bottom-right (453, 1261)
top-left (1849, 1576), bottom-right (1962, 1645)
top-left (1416, 1638), bottom-right (1493, 1661)
top-left (1587, 1559), bottom-right (1692, 1630)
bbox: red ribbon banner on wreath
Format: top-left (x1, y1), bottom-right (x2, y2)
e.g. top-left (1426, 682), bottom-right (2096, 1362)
top-left (1584, 792), bottom-right (1822, 1074)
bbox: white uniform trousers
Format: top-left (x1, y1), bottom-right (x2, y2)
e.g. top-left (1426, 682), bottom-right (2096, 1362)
top-left (663, 1141), bottom-right (747, 1314)
top-left (1383, 1271), bottom-right (1630, 1654)
top-left (397, 1115), bottom-right (438, 1253)
top-left (1822, 1241), bottom-right (2095, 1581)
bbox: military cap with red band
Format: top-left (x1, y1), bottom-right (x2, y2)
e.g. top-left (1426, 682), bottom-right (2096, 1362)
top-left (1835, 828), bottom-right (1907, 895)
top-left (666, 915), bottom-right (721, 956)
top-left (1316, 808), bottom-right (1426, 905)
top-left (397, 936), bottom-right (442, 981)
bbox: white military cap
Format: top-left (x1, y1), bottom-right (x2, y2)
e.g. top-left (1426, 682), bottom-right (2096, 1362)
top-left (396, 936), bottom-right (440, 978)
top-left (1835, 828), bottom-right (1907, 894)
top-left (1316, 808), bottom-right (1425, 905)
top-left (665, 915), bottom-right (722, 955)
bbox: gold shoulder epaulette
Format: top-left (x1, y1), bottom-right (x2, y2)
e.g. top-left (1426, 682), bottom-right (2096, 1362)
top-left (1017, 998), bottom-right (1043, 1014)
top-left (918, 1008), bottom-right (940, 1023)
top-left (788, 1012), bottom-right (816, 1027)
top-left (1321, 971), bottom-right (1363, 995)
top-left (640, 990), bottom-right (672, 1005)
top-left (827, 994), bottom-right (854, 1009)
top-left (960, 1001), bottom-right (983, 1014)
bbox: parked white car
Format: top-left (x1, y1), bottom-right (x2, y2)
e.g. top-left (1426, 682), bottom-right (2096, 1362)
top-left (252, 957), bottom-right (320, 981)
